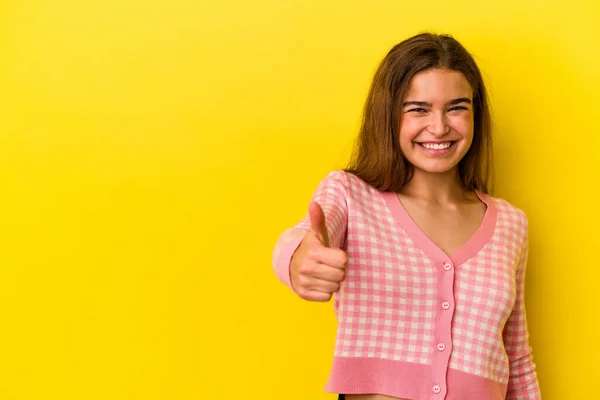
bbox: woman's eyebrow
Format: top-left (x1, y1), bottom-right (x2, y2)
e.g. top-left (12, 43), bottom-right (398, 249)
top-left (446, 97), bottom-right (472, 106)
top-left (402, 101), bottom-right (432, 107)
top-left (402, 98), bottom-right (472, 108)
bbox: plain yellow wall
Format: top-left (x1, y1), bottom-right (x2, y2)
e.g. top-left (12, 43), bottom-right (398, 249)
top-left (0, 1), bottom-right (598, 399)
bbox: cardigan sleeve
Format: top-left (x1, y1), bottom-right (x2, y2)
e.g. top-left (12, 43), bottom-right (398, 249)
top-left (503, 218), bottom-right (541, 399)
top-left (272, 170), bottom-right (349, 293)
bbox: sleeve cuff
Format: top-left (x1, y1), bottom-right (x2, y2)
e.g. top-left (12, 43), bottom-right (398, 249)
top-left (272, 228), bottom-right (308, 295)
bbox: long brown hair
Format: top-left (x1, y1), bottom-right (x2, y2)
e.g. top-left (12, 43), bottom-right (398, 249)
top-left (345, 33), bottom-right (493, 194)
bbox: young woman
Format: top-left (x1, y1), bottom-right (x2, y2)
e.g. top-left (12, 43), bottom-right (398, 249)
top-left (272, 33), bottom-right (541, 400)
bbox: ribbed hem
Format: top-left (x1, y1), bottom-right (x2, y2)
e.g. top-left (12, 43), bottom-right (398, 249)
top-left (324, 357), bottom-right (507, 400)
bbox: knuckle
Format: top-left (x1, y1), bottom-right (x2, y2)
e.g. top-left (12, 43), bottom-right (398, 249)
top-left (341, 253), bottom-right (349, 265)
top-left (314, 293), bottom-right (327, 302)
top-left (298, 263), bottom-right (314, 276)
top-left (298, 288), bottom-right (311, 300)
top-left (314, 292), bottom-right (329, 302)
top-left (297, 274), bottom-right (310, 287)
top-left (306, 247), bottom-right (320, 259)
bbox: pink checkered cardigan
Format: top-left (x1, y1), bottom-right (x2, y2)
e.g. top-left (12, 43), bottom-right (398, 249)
top-left (272, 170), bottom-right (541, 400)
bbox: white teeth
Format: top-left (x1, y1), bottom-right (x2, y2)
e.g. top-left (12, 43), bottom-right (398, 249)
top-left (422, 142), bottom-right (452, 150)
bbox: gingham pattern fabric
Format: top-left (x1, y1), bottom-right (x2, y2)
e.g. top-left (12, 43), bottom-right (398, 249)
top-left (273, 170), bottom-right (540, 400)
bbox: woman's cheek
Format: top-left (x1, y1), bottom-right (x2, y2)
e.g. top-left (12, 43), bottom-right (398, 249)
top-left (451, 114), bottom-right (474, 134)
top-left (399, 118), bottom-right (423, 141)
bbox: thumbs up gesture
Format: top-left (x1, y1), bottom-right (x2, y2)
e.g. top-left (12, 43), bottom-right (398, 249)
top-left (290, 202), bottom-right (348, 302)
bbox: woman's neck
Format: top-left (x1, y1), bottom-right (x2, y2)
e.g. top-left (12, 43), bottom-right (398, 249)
top-left (399, 168), bottom-right (471, 203)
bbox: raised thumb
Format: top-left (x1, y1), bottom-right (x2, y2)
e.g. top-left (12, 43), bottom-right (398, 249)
top-left (308, 201), bottom-right (329, 247)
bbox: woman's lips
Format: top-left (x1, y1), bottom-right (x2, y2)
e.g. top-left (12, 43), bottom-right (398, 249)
top-left (416, 141), bottom-right (456, 155)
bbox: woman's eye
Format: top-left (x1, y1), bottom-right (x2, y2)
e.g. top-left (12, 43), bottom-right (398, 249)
top-left (408, 108), bottom-right (427, 113)
top-left (449, 106), bottom-right (468, 112)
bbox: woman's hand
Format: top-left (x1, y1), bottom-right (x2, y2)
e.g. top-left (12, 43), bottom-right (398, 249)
top-left (290, 202), bottom-right (348, 301)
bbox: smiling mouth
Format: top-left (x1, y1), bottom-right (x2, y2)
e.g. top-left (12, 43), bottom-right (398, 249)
top-left (416, 141), bottom-right (457, 150)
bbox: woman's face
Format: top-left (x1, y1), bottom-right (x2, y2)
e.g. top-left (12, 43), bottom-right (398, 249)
top-left (399, 68), bottom-right (474, 176)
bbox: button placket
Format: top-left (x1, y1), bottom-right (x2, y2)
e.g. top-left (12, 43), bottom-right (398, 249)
top-left (430, 260), bottom-right (456, 398)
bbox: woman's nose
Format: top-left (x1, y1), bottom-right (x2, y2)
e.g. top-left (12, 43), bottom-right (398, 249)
top-left (427, 113), bottom-right (450, 136)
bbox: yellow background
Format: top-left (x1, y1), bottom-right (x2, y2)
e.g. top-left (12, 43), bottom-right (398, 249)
top-left (0, 1), bottom-right (598, 399)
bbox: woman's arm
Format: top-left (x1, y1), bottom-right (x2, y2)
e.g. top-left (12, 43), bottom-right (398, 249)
top-left (503, 218), bottom-right (542, 399)
top-left (272, 170), bottom-right (349, 294)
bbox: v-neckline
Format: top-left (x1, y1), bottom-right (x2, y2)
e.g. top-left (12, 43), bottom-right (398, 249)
top-left (380, 190), bottom-right (497, 266)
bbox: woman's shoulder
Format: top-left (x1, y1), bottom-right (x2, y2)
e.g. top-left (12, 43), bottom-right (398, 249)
top-left (313, 170), bottom-right (387, 211)
top-left (484, 193), bottom-right (529, 232)
top-left (321, 169), bottom-right (377, 192)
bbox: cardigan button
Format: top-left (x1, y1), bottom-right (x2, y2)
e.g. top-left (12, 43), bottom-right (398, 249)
top-left (437, 343), bottom-right (446, 351)
top-left (442, 301), bottom-right (450, 310)
top-left (432, 385), bottom-right (441, 394)
top-left (443, 262), bottom-right (452, 271)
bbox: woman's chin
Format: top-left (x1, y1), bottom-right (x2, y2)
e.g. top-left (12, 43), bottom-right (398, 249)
top-left (412, 162), bottom-right (460, 175)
